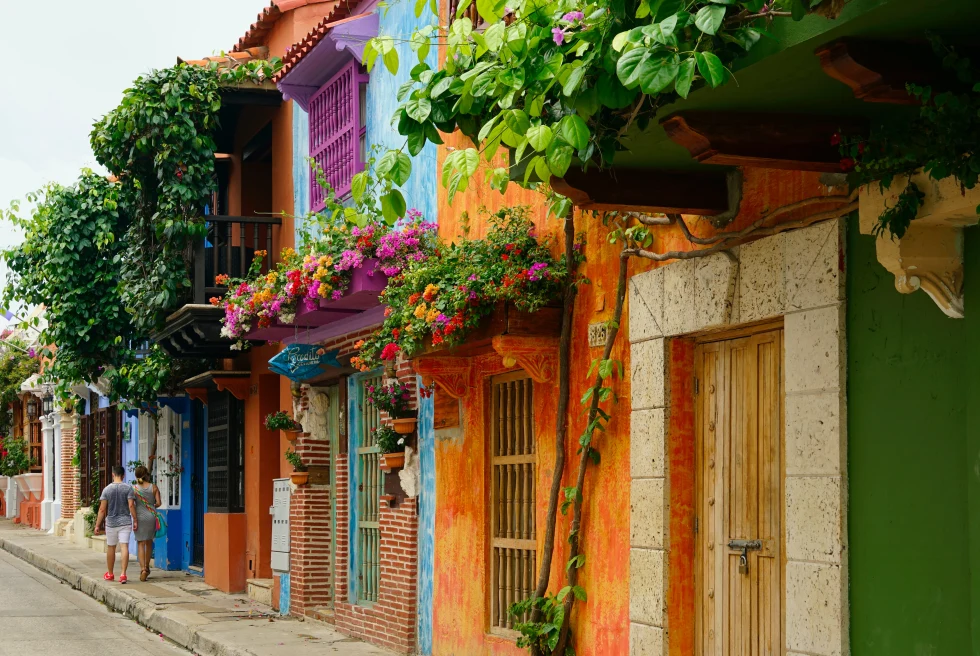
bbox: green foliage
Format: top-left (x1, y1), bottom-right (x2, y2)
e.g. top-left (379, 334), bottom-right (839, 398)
top-left (510, 593), bottom-right (572, 654)
top-left (2, 173), bottom-right (135, 401)
top-left (374, 425), bottom-right (405, 454)
top-left (843, 37), bottom-right (980, 237)
top-left (284, 447), bottom-right (307, 472)
top-left (0, 435), bottom-right (35, 476)
top-left (0, 340), bottom-right (39, 436)
top-left (2, 59), bottom-right (277, 403)
top-left (90, 63), bottom-right (221, 334)
top-left (365, 0), bottom-right (817, 202)
top-left (873, 181), bottom-right (924, 240)
top-left (265, 411), bottom-right (301, 431)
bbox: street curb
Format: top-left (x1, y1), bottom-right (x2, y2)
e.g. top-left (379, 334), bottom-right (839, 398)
top-left (0, 536), bottom-right (254, 656)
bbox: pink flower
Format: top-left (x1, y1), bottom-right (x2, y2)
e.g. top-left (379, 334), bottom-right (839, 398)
top-left (562, 10), bottom-right (584, 21)
top-left (552, 27), bottom-right (565, 45)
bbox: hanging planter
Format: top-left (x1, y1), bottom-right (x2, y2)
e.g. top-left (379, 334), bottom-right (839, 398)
top-left (380, 451), bottom-right (406, 472)
top-left (266, 411), bottom-right (302, 439)
top-left (286, 448), bottom-right (308, 485)
top-left (392, 416), bottom-right (417, 435)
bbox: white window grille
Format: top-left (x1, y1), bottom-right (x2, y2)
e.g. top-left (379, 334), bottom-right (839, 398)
top-left (157, 408), bottom-right (181, 509)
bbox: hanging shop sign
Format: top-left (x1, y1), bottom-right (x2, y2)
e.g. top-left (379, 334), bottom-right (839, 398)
top-left (269, 345), bottom-right (341, 382)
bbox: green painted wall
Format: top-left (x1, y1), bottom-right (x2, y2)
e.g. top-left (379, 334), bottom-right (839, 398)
top-left (847, 215), bottom-right (974, 654)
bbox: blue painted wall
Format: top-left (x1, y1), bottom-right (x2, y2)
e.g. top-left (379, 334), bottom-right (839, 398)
top-left (347, 372), bottom-right (364, 603)
top-left (292, 102), bottom-right (311, 239)
top-left (279, 572), bottom-right (291, 615)
top-left (416, 382), bottom-right (435, 654)
top-left (365, 0), bottom-right (439, 222)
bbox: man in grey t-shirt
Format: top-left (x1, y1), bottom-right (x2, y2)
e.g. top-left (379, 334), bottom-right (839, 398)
top-left (95, 466), bottom-right (138, 583)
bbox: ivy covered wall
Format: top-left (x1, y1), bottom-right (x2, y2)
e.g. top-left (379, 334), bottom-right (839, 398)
top-left (847, 215), bottom-right (975, 654)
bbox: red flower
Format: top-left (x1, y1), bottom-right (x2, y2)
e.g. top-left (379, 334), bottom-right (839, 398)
top-left (501, 254), bottom-right (509, 261)
top-left (392, 328), bottom-right (400, 339)
top-left (380, 343), bottom-right (400, 361)
top-left (431, 334), bottom-right (444, 346)
top-left (408, 293), bottom-right (421, 305)
top-left (839, 157), bottom-right (856, 171)
top-left (857, 142), bottom-right (866, 155)
top-left (830, 132), bottom-right (841, 146)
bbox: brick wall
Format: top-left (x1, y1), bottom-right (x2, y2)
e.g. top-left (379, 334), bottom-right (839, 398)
top-left (60, 416), bottom-right (78, 519)
top-left (287, 327), bottom-right (421, 654)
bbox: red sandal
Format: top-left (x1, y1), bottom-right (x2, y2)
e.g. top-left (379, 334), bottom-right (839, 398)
top-left (103, 572), bottom-right (114, 581)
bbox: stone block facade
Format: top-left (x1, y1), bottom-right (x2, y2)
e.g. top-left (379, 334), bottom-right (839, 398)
top-left (627, 219), bottom-right (848, 656)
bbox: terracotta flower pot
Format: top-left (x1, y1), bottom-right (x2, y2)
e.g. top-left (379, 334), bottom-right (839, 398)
top-left (392, 417), bottom-right (417, 435)
top-left (290, 472), bottom-right (309, 486)
top-left (380, 451), bottom-right (405, 472)
top-left (282, 428), bottom-right (301, 442)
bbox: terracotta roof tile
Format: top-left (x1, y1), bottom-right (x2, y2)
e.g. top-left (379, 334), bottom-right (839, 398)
top-left (272, 10), bottom-right (364, 83)
top-left (233, 0), bottom-right (349, 53)
top-left (179, 47), bottom-right (270, 68)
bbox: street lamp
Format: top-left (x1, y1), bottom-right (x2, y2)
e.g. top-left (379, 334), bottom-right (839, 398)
top-left (26, 396), bottom-right (39, 421)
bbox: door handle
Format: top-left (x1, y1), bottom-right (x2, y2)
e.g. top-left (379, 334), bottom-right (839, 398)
top-left (728, 539), bottom-right (762, 574)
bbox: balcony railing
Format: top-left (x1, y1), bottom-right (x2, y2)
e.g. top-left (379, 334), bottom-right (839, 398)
top-left (192, 216), bottom-right (282, 304)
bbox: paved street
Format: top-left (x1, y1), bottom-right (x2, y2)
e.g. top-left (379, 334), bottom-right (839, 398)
top-left (0, 548), bottom-right (189, 656)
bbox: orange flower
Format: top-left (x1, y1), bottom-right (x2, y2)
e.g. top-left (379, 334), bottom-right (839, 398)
top-left (354, 340), bottom-right (365, 349)
top-left (209, 296), bottom-right (221, 306)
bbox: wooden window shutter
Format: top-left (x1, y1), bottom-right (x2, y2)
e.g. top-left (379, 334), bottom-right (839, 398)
top-left (355, 374), bottom-right (384, 603)
top-left (308, 60), bottom-right (365, 211)
top-left (489, 372), bottom-right (537, 632)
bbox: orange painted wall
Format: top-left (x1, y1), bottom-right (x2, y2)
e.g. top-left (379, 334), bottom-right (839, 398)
top-left (432, 122), bottom-right (842, 652)
top-left (431, 130), bottom-right (634, 655)
top-left (204, 511), bottom-right (248, 592)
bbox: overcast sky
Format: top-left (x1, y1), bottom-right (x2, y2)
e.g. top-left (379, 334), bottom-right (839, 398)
top-left (0, 0), bottom-right (265, 325)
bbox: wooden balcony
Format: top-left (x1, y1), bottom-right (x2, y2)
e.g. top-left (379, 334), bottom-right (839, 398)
top-left (152, 215), bottom-right (281, 358)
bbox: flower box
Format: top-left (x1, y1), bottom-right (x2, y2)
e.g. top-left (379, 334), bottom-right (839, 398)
top-left (243, 259), bottom-right (389, 341)
top-left (380, 451), bottom-right (406, 472)
top-left (418, 302), bottom-right (562, 358)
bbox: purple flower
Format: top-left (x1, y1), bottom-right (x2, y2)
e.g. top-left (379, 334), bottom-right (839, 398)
top-left (562, 10), bottom-right (584, 21)
top-left (27, 348), bottom-right (36, 359)
top-left (468, 274), bottom-right (478, 281)
top-left (552, 27), bottom-right (566, 45)
top-left (332, 290), bottom-right (343, 300)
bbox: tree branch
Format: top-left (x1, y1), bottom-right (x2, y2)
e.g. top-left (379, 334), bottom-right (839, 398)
top-left (529, 209), bottom-right (577, 640)
top-left (553, 249), bottom-right (629, 655)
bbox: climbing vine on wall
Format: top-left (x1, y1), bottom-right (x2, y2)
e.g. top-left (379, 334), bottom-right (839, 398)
top-left (2, 60), bottom-right (279, 405)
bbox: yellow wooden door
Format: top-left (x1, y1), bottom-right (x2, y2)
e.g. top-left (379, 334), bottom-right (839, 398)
top-left (696, 328), bottom-right (783, 656)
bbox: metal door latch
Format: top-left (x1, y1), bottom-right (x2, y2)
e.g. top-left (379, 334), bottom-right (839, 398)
top-left (728, 539), bottom-right (762, 574)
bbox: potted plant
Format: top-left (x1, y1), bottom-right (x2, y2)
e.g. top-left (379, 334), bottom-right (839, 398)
top-left (265, 411), bottom-right (303, 440)
top-left (366, 380), bottom-right (417, 434)
top-left (3, 436), bottom-right (35, 500)
top-left (285, 448), bottom-right (309, 485)
top-left (375, 425), bottom-right (406, 471)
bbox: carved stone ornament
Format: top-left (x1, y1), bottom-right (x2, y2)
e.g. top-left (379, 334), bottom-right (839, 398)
top-left (491, 335), bottom-right (559, 383)
top-left (859, 171), bottom-right (980, 318)
top-left (412, 356), bottom-right (472, 399)
top-left (398, 446), bottom-right (421, 499)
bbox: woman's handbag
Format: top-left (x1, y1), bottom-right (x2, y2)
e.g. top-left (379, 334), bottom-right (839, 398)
top-left (134, 485), bottom-right (168, 539)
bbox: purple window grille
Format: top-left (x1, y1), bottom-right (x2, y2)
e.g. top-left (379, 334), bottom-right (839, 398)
top-left (309, 60), bottom-right (368, 211)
